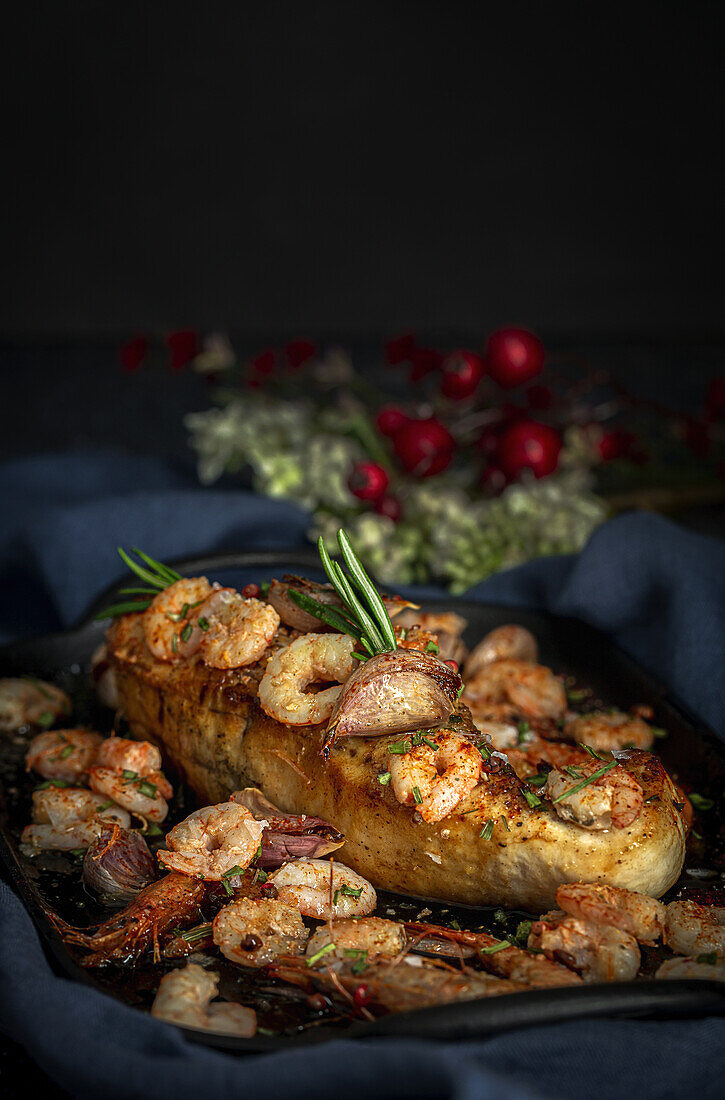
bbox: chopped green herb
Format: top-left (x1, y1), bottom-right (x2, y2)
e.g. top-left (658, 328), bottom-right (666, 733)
top-left (141, 822), bottom-right (163, 836)
top-left (425, 640), bottom-right (440, 655)
top-left (59, 744), bottom-right (74, 759)
top-left (37, 711), bottom-right (54, 729)
top-left (448, 714), bottom-right (463, 725)
top-left (479, 819), bottom-right (494, 840)
top-left (581, 744), bottom-right (604, 760)
top-left (412, 786), bottom-right (423, 805)
top-left (70, 848), bottom-right (86, 857)
top-left (340, 884), bottom-right (363, 898)
top-left (377, 771), bottom-right (392, 786)
top-left (645, 794), bottom-right (661, 804)
top-left (692, 829), bottom-right (703, 840)
top-left (137, 779), bottom-right (158, 799)
top-left (256, 1026), bottom-right (275, 1036)
top-left (456, 686), bottom-right (464, 699)
top-left (566, 689), bottom-right (587, 704)
top-left (252, 868), bottom-right (268, 884)
top-left (500, 814), bottom-right (510, 832)
top-left (689, 793), bottom-right (714, 812)
top-left (306, 942), bottom-right (336, 967)
top-left (450, 919), bottom-right (461, 931)
top-left (565, 765), bottom-right (583, 779)
top-left (478, 743), bottom-right (492, 760)
top-left (180, 622), bottom-right (193, 643)
top-left (421, 735), bottom-right (439, 752)
top-left (223, 864), bottom-right (246, 879)
top-left (552, 761), bottom-right (617, 803)
top-left (522, 789), bottom-right (543, 809)
top-left (528, 772), bottom-right (548, 788)
top-left (651, 726), bottom-right (668, 739)
top-left (516, 721), bottom-right (530, 743)
top-left (96, 801), bottom-right (114, 812)
top-left (514, 920), bottom-right (533, 945)
top-left (480, 940), bottom-right (511, 955)
top-left (696, 952), bottom-right (718, 965)
top-left (493, 908), bottom-right (507, 923)
top-left (333, 889), bottom-right (340, 906)
top-left (350, 650), bottom-right (367, 662)
top-left (388, 739), bottom-right (412, 755)
top-left (260, 581), bottom-right (270, 597)
top-left (121, 769), bottom-right (138, 780)
top-left (171, 634), bottom-right (179, 653)
top-left (35, 779), bottom-right (69, 790)
top-left (198, 616), bottom-right (210, 631)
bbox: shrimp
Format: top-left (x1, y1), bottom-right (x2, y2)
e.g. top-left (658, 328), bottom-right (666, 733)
top-left (143, 577), bottom-right (213, 662)
top-left (656, 956), bottom-right (725, 982)
top-left (543, 759), bottom-right (644, 829)
top-left (393, 610), bottom-right (468, 664)
top-left (212, 897), bottom-right (309, 967)
top-left (158, 802), bottom-right (266, 880)
top-left (464, 625), bottom-right (538, 679)
top-left (405, 921), bottom-right (582, 988)
top-left (528, 912), bottom-right (640, 982)
top-left (60, 872), bottom-right (208, 966)
top-left (268, 858), bottom-right (376, 920)
top-left (0, 677), bottom-right (70, 732)
top-left (556, 883), bottom-right (666, 944)
top-left (388, 729), bottom-right (483, 824)
top-left (306, 917), bottom-right (406, 964)
top-left (664, 899), bottom-right (725, 957)
top-left (195, 589), bottom-right (280, 669)
top-left (564, 711), bottom-right (655, 752)
top-left (25, 728), bottom-right (102, 783)
top-left (467, 716), bottom-right (521, 751)
top-left (463, 659), bottom-right (566, 720)
top-left (95, 736), bottom-right (163, 774)
top-left (151, 963), bottom-right (257, 1036)
top-left (257, 633), bottom-right (356, 726)
top-left (504, 738), bottom-right (593, 780)
top-left (90, 766), bottom-right (171, 823)
top-left (270, 954), bottom-right (528, 1013)
top-left (21, 787), bottom-right (130, 851)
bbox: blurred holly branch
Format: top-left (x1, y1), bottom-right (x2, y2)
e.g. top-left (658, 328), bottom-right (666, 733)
top-left (119, 329), bottom-right (725, 591)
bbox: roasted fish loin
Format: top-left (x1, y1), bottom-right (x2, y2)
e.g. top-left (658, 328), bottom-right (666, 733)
top-left (109, 618), bottom-right (686, 910)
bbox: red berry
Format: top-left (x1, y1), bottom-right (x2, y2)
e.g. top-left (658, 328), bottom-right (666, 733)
top-left (242, 583), bottom-right (261, 598)
top-left (348, 461), bottom-right (390, 502)
top-left (251, 349), bottom-right (276, 375)
top-left (526, 384), bottom-right (553, 411)
top-left (353, 984), bottom-right (371, 1009)
top-left (440, 349), bottom-right (485, 400)
top-left (285, 339), bottom-right (316, 369)
top-left (166, 329), bottom-right (200, 370)
top-left (705, 377), bottom-right (725, 420)
top-left (485, 328), bottom-right (545, 390)
top-left (376, 405), bottom-right (409, 438)
top-left (393, 418), bottom-right (455, 478)
top-left (384, 332), bottom-right (417, 366)
top-left (498, 420), bottom-right (561, 479)
top-left (374, 495), bottom-right (402, 522)
top-left (479, 464), bottom-right (508, 496)
top-left (409, 346), bottom-right (443, 382)
top-left (598, 429), bottom-right (635, 462)
top-left (119, 334), bottom-right (149, 372)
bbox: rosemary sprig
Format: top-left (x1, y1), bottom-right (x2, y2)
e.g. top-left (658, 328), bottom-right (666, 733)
top-left (95, 547), bottom-right (182, 620)
top-left (298, 530), bottom-right (398, 656)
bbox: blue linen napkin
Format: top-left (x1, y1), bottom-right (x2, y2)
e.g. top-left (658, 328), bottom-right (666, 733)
top-left (1, 449), bottom-right (724, 1100)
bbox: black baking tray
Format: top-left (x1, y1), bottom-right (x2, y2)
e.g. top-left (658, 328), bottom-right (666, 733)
top-left (1, 549), bottom-right (724, 1052)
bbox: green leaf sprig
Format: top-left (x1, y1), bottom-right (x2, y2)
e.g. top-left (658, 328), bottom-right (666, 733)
top-left (289, 530), bottom-right (397, 656)
top-left (95, 548), bottom-right (182, 620)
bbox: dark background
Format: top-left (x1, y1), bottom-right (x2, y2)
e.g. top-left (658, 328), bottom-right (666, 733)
top-left (3, 3), bottom-right (724, 342)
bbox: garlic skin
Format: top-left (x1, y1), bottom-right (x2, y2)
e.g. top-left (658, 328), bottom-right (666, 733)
top-left (83, 824), bottom-right (157, 903)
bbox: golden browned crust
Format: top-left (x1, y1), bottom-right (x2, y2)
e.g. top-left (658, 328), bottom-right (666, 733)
top-left (108, 617), bottom-right (686, 910)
